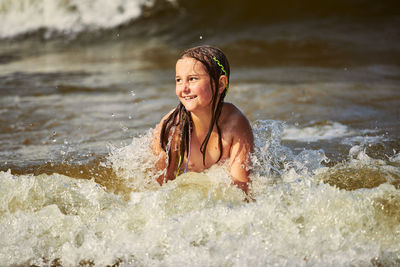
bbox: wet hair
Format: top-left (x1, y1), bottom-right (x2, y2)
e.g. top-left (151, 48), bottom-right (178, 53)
top-left (160, 45), bottom-right (230, 172)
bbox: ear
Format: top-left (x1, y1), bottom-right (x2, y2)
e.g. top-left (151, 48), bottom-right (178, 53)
top-left (218, 75), bottom-right (228, 94)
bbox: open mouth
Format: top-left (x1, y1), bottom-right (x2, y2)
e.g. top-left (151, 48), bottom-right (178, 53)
top-left (184, 95), bottom-right (197, 100)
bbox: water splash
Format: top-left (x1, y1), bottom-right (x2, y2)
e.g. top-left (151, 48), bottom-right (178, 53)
top-left (1, 120), bottom-right (400, 266)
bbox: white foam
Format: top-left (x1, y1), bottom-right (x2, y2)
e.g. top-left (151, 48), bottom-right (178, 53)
top-left (0, 0), bottom-right (156, 38)
top-left (2, 162), bottom-right (399, 266)
top-left (1, 123), bottom-right (399, 266)
top-left (389, 150), bottom-right (400, 163)
top-left (283, 121), bottom-right (354, 142)
top-left (107, 132), bottom-right (161, 191)
top-left (341, 134), bottom-right (388, 146)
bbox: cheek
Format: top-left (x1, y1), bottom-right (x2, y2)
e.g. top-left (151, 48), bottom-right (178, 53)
top-left (202, 84), bottom-right (214, 101)
top-left (196, 80), bottom-right (209, 93)
top-left (203, 89), bottom-right (212, 101)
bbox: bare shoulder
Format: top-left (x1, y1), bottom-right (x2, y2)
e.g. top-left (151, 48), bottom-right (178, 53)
top-left (220, 103), bottom-right (253, 139)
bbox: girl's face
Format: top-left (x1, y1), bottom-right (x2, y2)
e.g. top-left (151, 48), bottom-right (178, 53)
top-left (175, 57), bottom-right (214, 114)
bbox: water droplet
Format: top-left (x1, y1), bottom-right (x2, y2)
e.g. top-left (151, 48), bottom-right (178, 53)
top-left (199, 35), bottom-right (203, 40)
top-left (121, 124), bottom-right (128, 132)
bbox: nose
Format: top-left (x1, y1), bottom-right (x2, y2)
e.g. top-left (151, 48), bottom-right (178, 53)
top-left (182, 81), bottom-right (190, 93)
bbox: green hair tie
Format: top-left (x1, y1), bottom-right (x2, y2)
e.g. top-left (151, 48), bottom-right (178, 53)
top-left (212, 56), bottom-right (229, 94)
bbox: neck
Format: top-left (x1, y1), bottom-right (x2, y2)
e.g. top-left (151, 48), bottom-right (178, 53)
top-left (190, 109), bottom-right (214, 139)
top-left (190, 96), bottom-right (223, 140)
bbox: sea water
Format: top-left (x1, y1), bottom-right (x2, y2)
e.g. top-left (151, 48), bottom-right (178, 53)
top-left (1, 121), bottom-right (400, 266)
top-left (1, 0), bottom-right (400, 266)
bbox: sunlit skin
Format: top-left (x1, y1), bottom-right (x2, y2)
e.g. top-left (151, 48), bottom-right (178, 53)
top-left (152, 57), bottom-right (254, 193)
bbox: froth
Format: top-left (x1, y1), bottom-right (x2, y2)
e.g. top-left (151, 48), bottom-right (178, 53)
top-left (1, 120), bottom-right (399, 266)
top-left (0, 0), bottom-right (156, 38)
top-left (283, 121), bottom-right (354, 142)
top-left (107, 131), bottom-right (161, 192)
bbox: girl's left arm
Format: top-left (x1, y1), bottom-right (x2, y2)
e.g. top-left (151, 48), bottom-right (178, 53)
top-left (229, 116), bottom-right (254, 194)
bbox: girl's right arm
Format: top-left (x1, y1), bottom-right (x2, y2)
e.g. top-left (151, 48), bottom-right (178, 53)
top-left (151, 121), bottom-right (167, 185)
top-left (151, 111), bottom-right (178, 185)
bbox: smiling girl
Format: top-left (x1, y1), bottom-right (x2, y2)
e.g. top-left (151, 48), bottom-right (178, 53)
top-left (151, 45), bottom-right (254, 193)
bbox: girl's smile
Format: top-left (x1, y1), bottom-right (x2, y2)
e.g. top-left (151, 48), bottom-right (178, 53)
top-left (175, 57), bottom-right (213, 113)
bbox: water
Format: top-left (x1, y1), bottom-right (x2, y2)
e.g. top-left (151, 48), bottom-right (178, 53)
top-left (1, 0), bottom-right (400, 266)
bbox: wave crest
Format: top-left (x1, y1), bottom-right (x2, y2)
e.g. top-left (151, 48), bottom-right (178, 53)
top-left (0, 0), bottom-right (161, 39)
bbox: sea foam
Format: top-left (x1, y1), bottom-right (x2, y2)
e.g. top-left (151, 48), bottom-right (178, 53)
top-left (0, 0), bottom-right (157, 38)
top-left (1, 121), bottom-right (399, 266)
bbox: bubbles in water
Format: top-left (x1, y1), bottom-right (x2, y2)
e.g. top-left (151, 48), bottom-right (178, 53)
top-left (107, 131), bottom-right (160, 192)
top-left (1, 119), bottom-right (400, 266)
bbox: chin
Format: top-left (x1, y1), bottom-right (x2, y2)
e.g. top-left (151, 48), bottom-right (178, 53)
top-left (180, 100), bottom-right (210, 113)
top-left (179, 99), bottom-right (194, 111)
top-left (182, 104), bottom-right (196, 112)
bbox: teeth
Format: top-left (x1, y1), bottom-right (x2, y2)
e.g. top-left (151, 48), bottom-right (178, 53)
top-left (184, 96), bottom-right (196, 100)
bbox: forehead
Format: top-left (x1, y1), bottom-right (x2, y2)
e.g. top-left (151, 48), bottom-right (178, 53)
top-left (175, 57), bottom-right (207, 74)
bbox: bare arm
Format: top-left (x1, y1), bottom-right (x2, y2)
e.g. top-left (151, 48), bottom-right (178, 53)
top-left (151, 111), bottom-right (179, 185)
top-left (229, 115), bottom-right (254, 194)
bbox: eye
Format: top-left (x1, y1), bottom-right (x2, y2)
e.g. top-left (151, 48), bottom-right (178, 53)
top-left (175, 77), bottom-right (181, 83)
top-left (189, 77), bottom-right (198, 81)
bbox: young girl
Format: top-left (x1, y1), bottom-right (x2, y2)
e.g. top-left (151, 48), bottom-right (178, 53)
top-left (151, 45), bottom-right (254, 193)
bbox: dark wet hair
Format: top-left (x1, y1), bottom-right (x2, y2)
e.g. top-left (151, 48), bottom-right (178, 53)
top-left (160, 45), bottom-right (230, 172)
